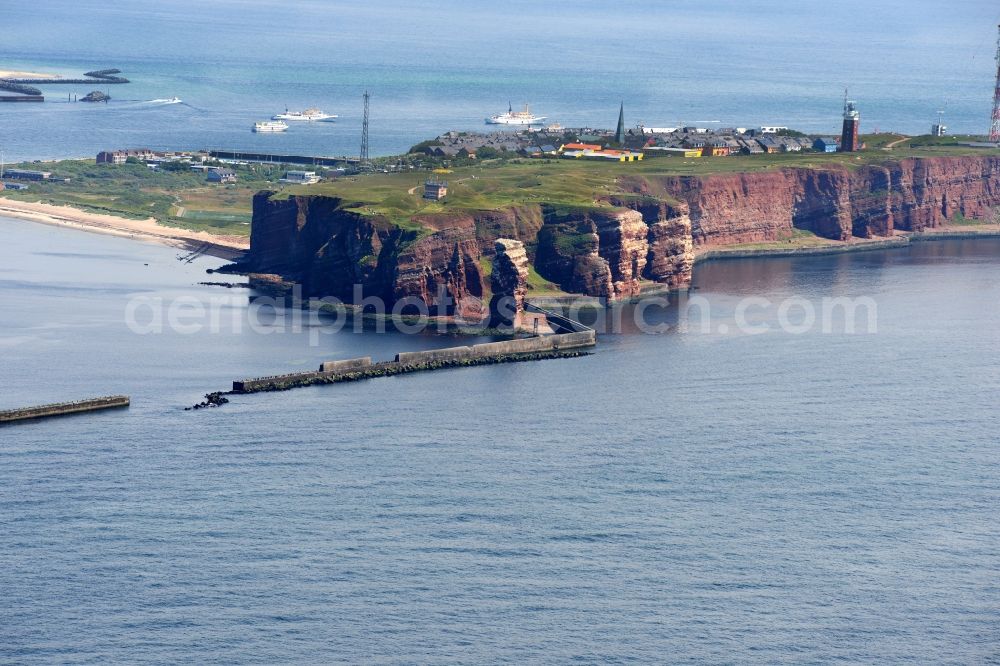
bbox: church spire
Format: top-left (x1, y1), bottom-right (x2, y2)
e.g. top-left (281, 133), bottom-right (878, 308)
top-left (615, 101), bottom-right (626, 144)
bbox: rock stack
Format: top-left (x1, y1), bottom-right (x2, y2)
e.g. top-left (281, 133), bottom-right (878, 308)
top-left (489, 238), bottom-right (529, 330)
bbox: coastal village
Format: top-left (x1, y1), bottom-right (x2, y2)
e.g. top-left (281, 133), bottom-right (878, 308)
top-left (412, 100), bottom-right (863, 163)
top-left (0, 98), bottom-right (867, 193)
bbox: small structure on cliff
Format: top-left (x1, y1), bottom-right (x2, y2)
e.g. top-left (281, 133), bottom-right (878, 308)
top-left (423, 180), bottom-right (448, 200)
top-left (489, 239), bottom-right (529, 330)
top-left (207, 168), bottom-right (236, 184)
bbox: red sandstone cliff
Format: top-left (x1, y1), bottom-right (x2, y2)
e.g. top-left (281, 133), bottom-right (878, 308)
top-left (644, 155), bottom-right (1000, 247)
top-left (241, 156), bottom-right (999, 308)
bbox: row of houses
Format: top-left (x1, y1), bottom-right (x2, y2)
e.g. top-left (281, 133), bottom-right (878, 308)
top-left (96, 148), bottom-right (158, 164)
top-left (422, 125), bottom-right (849, 163)
top-left (1, 168), bottom-right (53, 181)
top-left (559, 143), bottom-right (643, 161)
top-left (95, 148), bottom-right (326, 185)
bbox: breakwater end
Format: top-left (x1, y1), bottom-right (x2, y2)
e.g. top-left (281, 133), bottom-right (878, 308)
top-left (1, 395), bottom-right (130, 424)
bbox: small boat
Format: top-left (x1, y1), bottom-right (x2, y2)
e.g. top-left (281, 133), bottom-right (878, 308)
top-left (486, 102), bottom-right (546, 125)
top-left (253, 120), bottom-right (288, 133)
top-left (272, 107), bottom-right (338, 122)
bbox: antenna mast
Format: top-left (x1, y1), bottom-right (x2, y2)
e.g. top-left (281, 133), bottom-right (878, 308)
top-left (991, 24), bottom-right (1000, 143)
top-left (360, 90), bottom-right (371, 167)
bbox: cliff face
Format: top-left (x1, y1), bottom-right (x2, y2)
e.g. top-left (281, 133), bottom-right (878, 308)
top-left (245, 193), bottom-right (406, 301)
top-left (649, 156), bottom-right (1000, 247)
top-left (245, 193), bottom-right (484, 315)
top-left (244, 156), bottom-right (999, 309)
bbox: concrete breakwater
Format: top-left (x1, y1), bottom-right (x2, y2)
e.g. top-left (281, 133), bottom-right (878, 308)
top-left (1, 69), bottom-right (130, 86)
top-left (232, 331), bottom-right (596, 394)
top-left (0, 395), bottom-right (130, 424)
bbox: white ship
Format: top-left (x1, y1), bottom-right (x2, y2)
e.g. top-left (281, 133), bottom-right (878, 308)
top-left (272, 107), bottom-right (338, 122)
top-left (486, 102), bottom-right (546, 125)
top-left (253, 120), bottom-right (288, 133)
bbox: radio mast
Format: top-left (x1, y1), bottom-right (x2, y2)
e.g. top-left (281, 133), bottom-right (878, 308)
top-left (991, 25), bottom-right (1000, 142)
top-left (360, 91), bottom-right (371, 167)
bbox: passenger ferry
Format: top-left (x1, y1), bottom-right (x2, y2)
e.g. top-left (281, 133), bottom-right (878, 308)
top-left (253, 120), bottom-right (288, 133)
top-left (486, 102), bottom-right (546, 125)
top-left (272, 107), bottom-right (337, 122)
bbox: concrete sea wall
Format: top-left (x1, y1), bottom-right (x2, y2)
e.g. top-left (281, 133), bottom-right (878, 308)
top-left (1, 395), bottom-right (130, 424)
top-left (232, 330), bottom-right (597, 394)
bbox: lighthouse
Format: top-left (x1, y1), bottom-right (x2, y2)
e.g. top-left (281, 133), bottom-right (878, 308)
top-left (840, 91), bottom-right (860, 152)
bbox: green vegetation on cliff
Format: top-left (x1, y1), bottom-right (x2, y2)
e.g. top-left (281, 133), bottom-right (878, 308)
top-left (289, 138), bottom-right (999, 227)
top-left (2, 137), bottom-right (995, 239)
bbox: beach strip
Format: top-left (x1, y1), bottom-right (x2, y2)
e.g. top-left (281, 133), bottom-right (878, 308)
top-left (0, 198), bottom-right (248, 258)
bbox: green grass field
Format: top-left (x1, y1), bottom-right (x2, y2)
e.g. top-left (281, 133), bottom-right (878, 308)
top-left (2, 135), bottom-right (995, 237)
top-left (288, 136), bottom-right (999, 226)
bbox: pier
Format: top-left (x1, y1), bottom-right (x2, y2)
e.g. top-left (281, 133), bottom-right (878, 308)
top-left (0, 396), bottom-right (130, 424)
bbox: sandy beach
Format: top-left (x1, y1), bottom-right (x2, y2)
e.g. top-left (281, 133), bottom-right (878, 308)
top-left (0, 69), bottom-right (59, 79)
top-left (0, 198), bottom-right (249, 259)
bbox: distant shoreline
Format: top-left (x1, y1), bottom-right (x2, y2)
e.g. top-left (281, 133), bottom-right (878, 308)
top-left (694, 227), bottom-right (1000, 263)
top-left (0, 198), bottom-right (248, 260)
top-left (0, 69), bottom-right (59, 79)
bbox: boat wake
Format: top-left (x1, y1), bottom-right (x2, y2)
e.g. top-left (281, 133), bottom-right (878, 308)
top-left (145, 98), bottom-right (183, 105)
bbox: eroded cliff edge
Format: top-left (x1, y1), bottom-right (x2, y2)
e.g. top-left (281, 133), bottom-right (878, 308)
top-left (238, 156), bottom-right (1000, 306)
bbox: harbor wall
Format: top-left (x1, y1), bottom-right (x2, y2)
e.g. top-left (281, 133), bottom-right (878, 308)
top-left (319, 357), bottom-right (372, 373)
top-left (1, 395), bottom-right (130, 424)
top-left (232, 330), bottom-right (597, 393)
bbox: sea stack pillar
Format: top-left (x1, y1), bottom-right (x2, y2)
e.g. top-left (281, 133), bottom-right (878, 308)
top-left (489, 239), bottom-right (529, 330)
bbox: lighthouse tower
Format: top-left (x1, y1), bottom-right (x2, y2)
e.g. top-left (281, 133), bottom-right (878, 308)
top-left (840, 91), bottom-right (860, 152)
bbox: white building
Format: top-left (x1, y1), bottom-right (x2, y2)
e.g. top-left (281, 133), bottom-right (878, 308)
top-left (281, 170), bottom-right (321, 184)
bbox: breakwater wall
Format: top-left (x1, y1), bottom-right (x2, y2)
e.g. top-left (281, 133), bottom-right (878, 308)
top-left (232, 331), bottom-right (596, 394)
top-left (0, 395), bottom-right (130, 424)
top-left (1, 69), bottom-right (130, 86)
top-left (0, 95), bottom-right (44, 103)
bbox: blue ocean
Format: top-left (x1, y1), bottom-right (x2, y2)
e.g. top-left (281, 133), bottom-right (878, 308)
top-left (1, 0), bottom-right (998, 162)
top-left (2, 2), bottom-right (1000, 663)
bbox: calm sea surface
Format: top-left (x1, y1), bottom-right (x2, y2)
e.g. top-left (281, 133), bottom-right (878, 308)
top-left (1, 0), bottom-right (998, 162)
top-left (1, 216), bottom-right (998, 663)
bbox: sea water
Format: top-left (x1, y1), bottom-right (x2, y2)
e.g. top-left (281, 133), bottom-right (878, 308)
top-left (0, 0), bottom-right (997, 162)
top-left (1, 217), bottom-right (998, 662)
